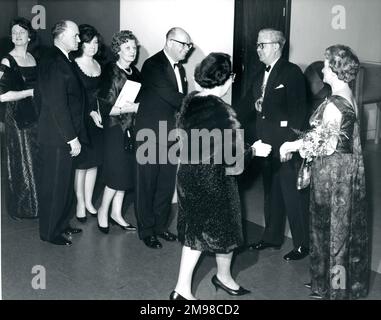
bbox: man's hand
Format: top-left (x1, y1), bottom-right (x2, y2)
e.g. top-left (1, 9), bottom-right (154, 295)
top-left (67, 137), bottom-right (81, 157)
top-left (254, 97), bottom-right (263, 112)
top-left (280, 141), bottom-right (296, 162)
top-left (252, 139), bottom-right (272, 157)
top-left (90, 110), bottom-right (103, 128)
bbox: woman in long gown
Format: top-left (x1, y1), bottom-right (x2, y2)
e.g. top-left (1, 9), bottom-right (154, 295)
top-left (0, 17), bottom-right (40, 219)
top-left (170, 53), bottom-right (272, 300)
top-left (96, 30), bottom-right (140, 233)
top-left (72, 24), bottom-right (104, 222)
top-left (280, 45), bottom-right (369, 300)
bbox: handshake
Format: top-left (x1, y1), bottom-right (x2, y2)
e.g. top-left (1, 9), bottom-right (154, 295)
top-left (251, 140), bottom-right (272, 157)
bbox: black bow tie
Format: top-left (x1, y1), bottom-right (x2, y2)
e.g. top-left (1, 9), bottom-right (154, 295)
top-left (174, 63), bottom-right (182, 69)
top-left (265, 65), bottom-right (271, 72)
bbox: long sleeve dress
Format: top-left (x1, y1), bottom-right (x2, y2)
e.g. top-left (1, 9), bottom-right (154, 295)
top-left (0, 54), bottom-right (40, 219)
top-left (300, 95), bottom-right (369, 300)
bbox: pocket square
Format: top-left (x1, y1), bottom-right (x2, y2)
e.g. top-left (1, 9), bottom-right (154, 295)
top-left (275, 84), bottom-right (285, 89)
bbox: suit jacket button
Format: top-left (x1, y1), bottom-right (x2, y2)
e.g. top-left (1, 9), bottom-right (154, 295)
top-left (262, 115), bottom-right (266, 119)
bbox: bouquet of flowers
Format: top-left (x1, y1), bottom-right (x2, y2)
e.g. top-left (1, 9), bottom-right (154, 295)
top-left (294, 120), bottom-right (347, 163)
top-left (292, 120), bottom-right (347, 190)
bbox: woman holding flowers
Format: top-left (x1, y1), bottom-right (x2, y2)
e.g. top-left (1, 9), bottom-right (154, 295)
top-left (280, 45), bottom-right (369, 300)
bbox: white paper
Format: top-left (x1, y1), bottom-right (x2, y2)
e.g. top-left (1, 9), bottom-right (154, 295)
top-left (115, 80), bottom-right (141, 108)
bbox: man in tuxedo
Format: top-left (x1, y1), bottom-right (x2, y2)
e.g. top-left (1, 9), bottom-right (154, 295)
top-left (37, 20), bottom-right (86, 246)
top-left (247, 29), bottom-right (309, 260)
top-left (135, 27), bottom-right (192, 249)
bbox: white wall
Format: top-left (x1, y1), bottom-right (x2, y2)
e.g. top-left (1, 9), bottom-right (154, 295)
top-left (289, 0), bottom-right (381, 140)
top-left (120, 0), bottom-right (235, 102)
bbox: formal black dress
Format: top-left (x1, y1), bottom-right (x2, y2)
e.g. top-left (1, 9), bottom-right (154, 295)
top-left (97, 62), bottom-right (140, 191)
top-left (0, 55), bottom-right (40, 219)
top-left (303, 96), bottom-right (369, 300)
top-left (176, 92), bottom-right (252, 253)
top-left (73, 62), bottom-right (103, 169)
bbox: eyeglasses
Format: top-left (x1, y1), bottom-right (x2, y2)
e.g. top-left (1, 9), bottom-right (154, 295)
top-left (230, 72), bottom-right (236, 82)
top-left (171, 39), bottom-right (193, 49)
top-left (256, 42), bottom-right (278, 50)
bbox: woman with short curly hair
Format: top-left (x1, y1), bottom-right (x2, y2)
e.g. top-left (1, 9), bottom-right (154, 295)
top-left (96, 30), bottom-right (140, 233)
top-left (170, 52), bottom-right (272, 300)
top-left (0, 17), bottom-right (40, 219)
top-left (280, 45), bottom-right (369, 300)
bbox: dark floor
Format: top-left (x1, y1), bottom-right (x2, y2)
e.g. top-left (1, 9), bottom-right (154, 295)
top-left (1, 129), bottom-right (381, 300)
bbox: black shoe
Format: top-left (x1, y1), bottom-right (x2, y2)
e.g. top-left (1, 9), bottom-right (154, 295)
top-left (143, 236), bottom-right (162, 249)
top-left (169, 291), bottom-right (187, 300)
top-left (109, 217), bottom-right (137, 231)
top-left (309, 292), bottom-right (323, 299)
top-left (211, 275), bottom-right (251, 296)
top-left (98, 223), bottom-right (109, 234)
top-left (64, 226), bottom-right (82, 236)
top-left (304, 282), bottom-right (312, 289)
top-left (283, 246), bottom-right (309, 261)
top-left (42, 235), bottom-right (72, 246)
top-left (157, 231), bottom-right (177, 242)
top-left (76, 216), bottom-right (87, 223)
top-left (248, 240), bottom-right (281, 251)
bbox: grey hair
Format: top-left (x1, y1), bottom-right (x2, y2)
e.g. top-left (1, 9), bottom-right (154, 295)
top-left (259, 28), bottom-right (286, 51)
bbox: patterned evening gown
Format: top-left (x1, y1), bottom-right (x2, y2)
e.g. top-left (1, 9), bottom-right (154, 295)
top-left (308, 95), bottom-right (369, 300)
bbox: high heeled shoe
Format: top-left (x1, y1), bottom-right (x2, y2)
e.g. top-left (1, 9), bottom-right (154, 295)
top-left (211, 275), bottom-right (251, 296)
top-left (97, 222), bottom-right (109, 234)
top-left (169, 291), bottom-right (187, 300)
top-left (304, 282), bottom-right (312, 289)
top-left (109, 217), bottom-right (137, 231)
top-left (76, 216), bottom-right (87, 223)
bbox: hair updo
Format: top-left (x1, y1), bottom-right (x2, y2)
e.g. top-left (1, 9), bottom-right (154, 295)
top-left (324, 45), bottom-right (360, 83)
top-left (194, 52), bottom-right (232, 89)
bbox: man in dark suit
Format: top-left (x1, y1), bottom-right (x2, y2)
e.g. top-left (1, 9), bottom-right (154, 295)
top-left (135, 27), bottom-right (192, 249)
top-left (37, 20), bottom-right (86, 246)
top-left (247, 29), bottom-right (309, 260)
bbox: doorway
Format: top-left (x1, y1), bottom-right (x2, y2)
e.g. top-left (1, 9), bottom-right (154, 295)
top-left (232, 0), bottom-right (291, 108)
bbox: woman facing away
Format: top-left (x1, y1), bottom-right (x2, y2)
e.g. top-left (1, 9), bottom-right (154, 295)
top-left (280, 45), bottom-right (369, 300)
top-left (71, 24), bottom-right (104, 222)
top-left (96, 30), bottom-right (140, 234)
top-left (0, 17), bottom-right (40, 219)
top-left (170, 52), bottom-right (272, 300)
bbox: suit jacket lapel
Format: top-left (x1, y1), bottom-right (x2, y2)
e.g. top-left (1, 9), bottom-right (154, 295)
top-left (264, 59), bottom-right (283, 100)
top-left (160, 50), bottom-right (178, 90)
top-left (178, 63), bottom-right (187, 94)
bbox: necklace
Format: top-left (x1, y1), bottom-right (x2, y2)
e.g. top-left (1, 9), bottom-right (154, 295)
top-left (117, 61), bottom-right (132, 75)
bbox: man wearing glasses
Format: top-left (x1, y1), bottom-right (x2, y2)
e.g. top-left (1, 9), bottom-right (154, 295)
top-left (247, 29), bottom-right (309, 261)
top-left (135, 27), bottom-right (192, 249)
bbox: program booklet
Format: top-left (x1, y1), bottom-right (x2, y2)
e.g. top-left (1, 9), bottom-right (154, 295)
top-left (114, 80), bottom-right (141, 108)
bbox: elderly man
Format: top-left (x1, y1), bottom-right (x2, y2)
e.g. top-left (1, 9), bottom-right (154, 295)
top-left (247, 28), bottom-right (309, 260)
top-left (135, 27), bottom-right (192, 249)
top-left (37, 20), bottom-right (86, 245)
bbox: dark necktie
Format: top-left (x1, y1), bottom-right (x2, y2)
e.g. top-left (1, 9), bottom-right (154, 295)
top-left (265, 65), bottom-right (271, 72)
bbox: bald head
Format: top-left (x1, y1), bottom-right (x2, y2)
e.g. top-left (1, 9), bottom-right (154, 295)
top-left (164, 27), bottom-right (192, 62)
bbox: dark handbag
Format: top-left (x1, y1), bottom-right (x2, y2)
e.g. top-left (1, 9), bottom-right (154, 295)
top-left (124, 128), bottom-right (135, 152)
top-left (14, 96), bottom-right (38, 129)
top-left (296, 158), bottom-right (312, 190)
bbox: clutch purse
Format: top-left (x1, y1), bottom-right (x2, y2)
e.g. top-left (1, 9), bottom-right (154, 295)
top-left (296, 159), bottom-right (312, 190)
